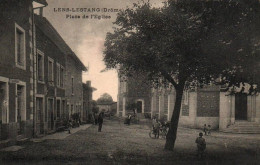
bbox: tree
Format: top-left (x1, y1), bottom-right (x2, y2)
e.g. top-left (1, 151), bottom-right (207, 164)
top-left (96, 93), bottom-right (113, 104)
top-left (103, 0), bottom-right (260, 150)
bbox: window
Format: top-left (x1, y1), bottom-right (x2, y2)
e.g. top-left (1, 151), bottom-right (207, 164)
top-left (71, 77), bottom-right (74, 95)
top-left (184, 91), bottom-right (189, 105)
top-left (60, 66), bottom-right (64, 88)
top-left (56, 63), bottom-right (60, 87)
top-left (37, 50), bottom-right (44, 82)
top-left (15, 23), bottom-right (26, 69)
top-left (48, 58), bottom-right (54, 85)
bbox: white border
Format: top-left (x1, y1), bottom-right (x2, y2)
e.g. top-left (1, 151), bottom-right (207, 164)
top-left (15, 23), bottom-right (26, 70)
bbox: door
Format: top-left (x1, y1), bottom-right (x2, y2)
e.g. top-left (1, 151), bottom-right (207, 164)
top-left (17, 86), bottom-right (23, 135)
top-left (0, 83), bottom-right (5, 124)
top-left (136, 101), bottom-right (142, 113)
top-left (48, 99), bottom-right (54, 130)
top-left (235, 93), bottom-right (247, 120)
top-left (36, 98), bottom-right (44, 134)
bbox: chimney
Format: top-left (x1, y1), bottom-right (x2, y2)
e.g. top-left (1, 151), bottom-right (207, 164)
top-left (86, 81), bottom-right (91, 87)
top-left (39, 7), bottom-right (43, 16)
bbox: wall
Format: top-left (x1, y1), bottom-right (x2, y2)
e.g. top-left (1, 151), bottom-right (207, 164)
top-left (117, 73), bottom-right (151, 117)
top-left (0, 0), bottom-right (34, 140)
top-left (83, 82), bottom-right (94, 122)
top-left (65, 55), bottom-right (83, 119)
top-left (35, 21), bottom-right (66, 135)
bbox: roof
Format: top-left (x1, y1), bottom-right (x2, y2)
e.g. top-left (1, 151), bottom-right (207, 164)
top-left (34, 0), bottom-right (48, 6)
top-left (97, 102), bottom-right (117, 106)
top-left (34, 14), bottom-right (87, 71)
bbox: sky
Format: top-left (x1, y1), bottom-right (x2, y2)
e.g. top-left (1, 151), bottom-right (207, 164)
top-left (43, 0), bottom-right (164, 101)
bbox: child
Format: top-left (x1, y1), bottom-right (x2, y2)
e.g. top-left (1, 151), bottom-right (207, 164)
top-left (68, 119), bottom-right (72, 134)
top-left (207, 125), bottom-right (211, 135)
top-left (203, 124), bottom-right (207, 135)
top-left (195, 132), bottom-right (206, 159)
top-left (153, 119), bottom-right (161, 139)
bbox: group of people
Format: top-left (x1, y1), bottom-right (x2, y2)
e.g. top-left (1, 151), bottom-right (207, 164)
top-left (152, 117), bottom-right (161, 138)
top-left (203, 124), bottom-right (211, 136)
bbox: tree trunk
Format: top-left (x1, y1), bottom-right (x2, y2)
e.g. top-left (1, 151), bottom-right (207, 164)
top-left (164, 83), bottom-right (185, 151)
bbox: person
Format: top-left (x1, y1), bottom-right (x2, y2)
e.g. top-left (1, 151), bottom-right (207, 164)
top-left (98, 112), bottom-right (104, 132)
top-left (195, 132), bottom-right (206, 159)
top-left (127, 114), bottom-right (132, 125)
top-left (153, 119), bottom-right (161, 139)
top-left (152, 117), bottom-right (157, 130)
top-left (207, 125), bottom-right (211, 135)
top-left (203, 124), bottom-right (207, 135)
top-left (94, 112), bottom-right (99, 125)
top-left (67, 119), bottom-right (72, 134)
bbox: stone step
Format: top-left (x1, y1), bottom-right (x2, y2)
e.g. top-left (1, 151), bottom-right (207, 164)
top-left (223, 122), bottom-right (260, 134)
top-left (16, 137), bottom-right (30, 145)
top-left (0, 139), bottom-right (11, 149)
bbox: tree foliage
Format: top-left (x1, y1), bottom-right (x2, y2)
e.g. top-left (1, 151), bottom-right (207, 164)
top-left (104, 0), bottom-right (260, 150)
top-left (96, 93), bottom-right (114, 104)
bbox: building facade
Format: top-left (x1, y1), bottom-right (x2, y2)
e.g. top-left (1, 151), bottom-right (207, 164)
top-left (118, 78), bottom-right (260, 132)
top-left (65, 52), bottom-right (87, 122)
top-left (0, 0), bottom-right (87, 142)
top-left (0, 0), bottom-right (48, 141)
top-left (34, 14), bottom-right (67, 135)
top-left (117, 73), bottom-right (151, 117)
top-left (82, 81), bottom-right (96, 122)
top-left (97, 102), bottom-right (117, 114)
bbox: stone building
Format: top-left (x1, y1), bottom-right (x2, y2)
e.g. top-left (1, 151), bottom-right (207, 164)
top-left (97, 102), bottom-right (117, 114)
top-left (34, 14), bottom-right (67, 135)
top-left (82, 81), bottom-right (96, 122)
top-left (0, 0), bottom-right (48, 141)
top-left (0, 0), bottom-right (87, 143)
top-left (117, 73), bottom-right (151, 117)
top-left (118, 77), bottom-right (260, 132)
top-left (65, 52), bottom-right (87, 122)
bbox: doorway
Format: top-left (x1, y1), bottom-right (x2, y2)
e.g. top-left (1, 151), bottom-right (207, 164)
top-left (0, 81), bottom-right (8, 140)
top-left (36, 97), bottom-right (44, 134)
top-left (47, 98), bottom-right (54, 131)
top-left (235, 93), bottom-right (247, 120)
top-left (16, 84), bottom-right (25, 135)
top-left (136, 101), bottom-right (142, 113)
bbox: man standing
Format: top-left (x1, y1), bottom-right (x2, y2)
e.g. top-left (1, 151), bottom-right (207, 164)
top-left (195, 132), bottom-right (206, 159)
top-left (98, 112), bottom-right (104, 132)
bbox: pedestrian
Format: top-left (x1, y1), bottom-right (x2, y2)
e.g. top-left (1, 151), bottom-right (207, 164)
top-left (127, 114), bottom-right (132, 125)
top-left (203, 124), bottom-right (207, 135)
top-left (68, 119), bottom-right (72, 134)
top-left (152, 117), bottom-right (157, 130)
top-left (154, 119), bottom-right (161, 139)
top-left (207, 125), bottom-right (211, 135)
top-left (98, 112), bottom-right (104, 132)
top-left (195, 132), bottom-right (206, 159)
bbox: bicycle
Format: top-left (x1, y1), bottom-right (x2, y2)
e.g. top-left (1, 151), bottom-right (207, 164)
top-left (149, 125), bottom-right (168, 139)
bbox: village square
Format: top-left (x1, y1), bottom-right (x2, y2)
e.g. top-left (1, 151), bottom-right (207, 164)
top-left (0, 0), bottom-right (260, 164)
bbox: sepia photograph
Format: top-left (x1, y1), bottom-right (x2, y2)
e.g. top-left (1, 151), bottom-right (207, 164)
top-left (0, 0), bottom-right (259, 164)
